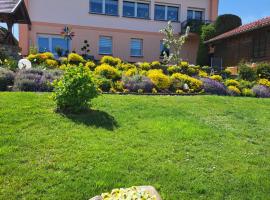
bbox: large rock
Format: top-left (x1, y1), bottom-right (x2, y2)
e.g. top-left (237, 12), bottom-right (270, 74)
top-left (89, 186), bottom-right (162, 200)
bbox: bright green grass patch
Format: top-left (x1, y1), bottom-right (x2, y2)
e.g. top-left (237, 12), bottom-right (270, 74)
top-left (0, 93), bottom-right (270, 200)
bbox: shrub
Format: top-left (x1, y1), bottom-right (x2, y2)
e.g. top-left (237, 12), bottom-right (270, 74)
top-left (118, 63), bottom-right (136, 71)
top-left (122, 75), bottom-right (154, 93)
top-left (0, 68), bottom-right (15, 91)
top-left (85, 61), bottom-right (96, 70)
top-left (150, 61), bottom-right (161, 69)
top-left (227, 86), bottom-right (241, 96)
top-left (239, 80), bottom-right (255, 90)
top-left (242, 88), bottom-right (255, 97)
top-left (258, 79), bottom-right (270, 88)
top-left (94, 76), bottom-right (112, 92)
top-left (124, 68), bottom-right (138, 77)
top-left (210, 75), bottom-right (223, 82)
top-left (59, 57), bottom-right (68, 65)
top-left (215, 14), bottom-right (242, 36)
top-left (256, 62), bottom-right (270, 79)
top-left (225, 79), bottom-right (240, 87)
top-left (252, 85), bottom-right (270, 98)
top-left (45, 59), bottom-right (58, 68)
top-left (52, 65), bottom-right (98, 112)
top-left (186, 67), bottom-right (198, 76)
top-left (95, 64), bottom-right (120, 80)
top-left (0, 58), bottom-right (18, 71)
top-left (221, 69), bottom-right (232, 79)
top-left (100, 56), bottom-right (121, 67)
top-left (138, 62), bottom-right (151, 70)
top-left (147, 69), bottom-right (171, 90)
top-left (113, 81), bottom-right (124, 92)
top-left (171, 73), bottom-right (203, 92)
top-left (200, 78), bottom-right (227, 95)
top-left (198, 70), bottom-right (208, 77)
top-left (167, 65), bottom-right (181, 75)
top-left (13, 69), bottom-right (62, 92)
top-left (239, 64), bottom-right (256, 81)
top-left (68, 53), bottom-right (85, 64)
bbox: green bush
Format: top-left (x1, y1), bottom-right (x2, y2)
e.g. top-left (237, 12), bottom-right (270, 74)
top-left (52, 65), bottom-right (98, 112)
top-left (225, 79), bottom-right (240, 87)
top-left (215, 14), bottom-right (242, 36)
top-left (242, 88), bottom-right (255, 97)
top-left (95, 64), bottom-right (120, 80)
top-left (171, 73), bottom-right (203, 92)
top-left (150, 61), bottom-right (162, 69)
top-left (138, 62), bottom-right (151, 70)
top-left (256, 62), bottom-right (270, 80)
top-left (0, 68), bottom-right (15, 91)
top-left (85, 61), bottom-right (96, 70)
top-left (100, 56), bottom-right (122, 67)
top-left (167, 65), bottom-right (181, 75)
top-left (95, 76), bottom-right (112, 92)
top-left (239, 64), bottom-right (256, 81)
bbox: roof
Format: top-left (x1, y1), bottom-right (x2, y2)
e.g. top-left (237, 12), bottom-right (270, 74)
top-left (0, 0), bottom-right (21, 13)
top-left (0, 0), bottom-right (31, 24)
top-left (206, 16), bottom-right (270, 43)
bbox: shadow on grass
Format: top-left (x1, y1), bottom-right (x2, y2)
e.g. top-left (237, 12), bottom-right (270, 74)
top-left (60, 109), bottom-right (118, 131)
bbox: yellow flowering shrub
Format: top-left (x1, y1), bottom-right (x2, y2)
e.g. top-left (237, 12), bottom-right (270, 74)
top-left (150, 61), bottom-right (161, 69)
top-left (101, 56), bottom-right (122, 67)
top-left (118, 63), bottom-right (136, 71)
top-left (210, 75), bottom-right (223, 82)
top-left (225, 79), bottom-right (240, 87)
top-left (139, 62), bottom-right (151, 70)
top-left (124, 68), bottom-right (138, 77)
top-left (147, 69), bottom-right (171, 89)
top-left (101, 187), bottom-right (157, 200)
top-left (45, 59), bottom-right (58, 68)
top-left (68, 53), bottom-right (85, 63)
top-left (227, 86), bottom-right (241, 96)
top-left (198, 70), bottom-right (208, 77)
top-left (179, 61), bottom-right (189, 67)
top-left (41, 52), bottom-right (54, 60)
top-left (258, 79), bottom-right (270, 87)
top-left (85, 61), bottom-right (96, 70)
top-left (171, 73), bottom-right (203, 92)
top-left (95, 64), bottom-right (120, 80)
top-left (167, 65), bottom-right (181, 75)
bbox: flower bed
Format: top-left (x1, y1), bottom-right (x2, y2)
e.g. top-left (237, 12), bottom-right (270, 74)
top-left (1, 53), bottom-right (270, 98)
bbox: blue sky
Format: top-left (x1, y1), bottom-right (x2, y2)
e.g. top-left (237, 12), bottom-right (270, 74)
top-left (1, 0), bottom-right (270, 40)
top-left (219, 0), bottom-right (270, 24)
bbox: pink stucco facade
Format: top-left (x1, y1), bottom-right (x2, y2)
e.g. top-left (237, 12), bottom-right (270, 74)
top-left (19, 0), bottom-right (219, 64)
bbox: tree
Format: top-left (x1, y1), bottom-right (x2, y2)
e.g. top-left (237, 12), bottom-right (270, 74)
top-left (160, 21), bottom-right (190, 65)
top-left (215, 14), bottom-right (242, 36)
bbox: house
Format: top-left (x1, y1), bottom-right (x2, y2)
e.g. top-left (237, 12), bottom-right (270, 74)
top-left (206, 16), bottom-right (270, 67)
top-left (19, 0), bottom-right (219, 63)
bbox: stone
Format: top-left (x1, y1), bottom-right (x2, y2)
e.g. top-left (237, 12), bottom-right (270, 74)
top-left (89, 186), bottom-right (162, 200)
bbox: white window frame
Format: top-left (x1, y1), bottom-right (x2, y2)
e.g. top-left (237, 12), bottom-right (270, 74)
top-left (37, 34), bottom-right (71, 55)
top-left (154, 4), bottom-right (180, 22)
top-left (130, 38), bottom-right (143, 57)
top-left (123, 1), bottom-right (150, 19)
top-left (99, 36), bottom-right (113, 55)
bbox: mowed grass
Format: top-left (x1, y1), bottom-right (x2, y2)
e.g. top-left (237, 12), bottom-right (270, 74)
top-left (0, 93), bottom-right (270, 200)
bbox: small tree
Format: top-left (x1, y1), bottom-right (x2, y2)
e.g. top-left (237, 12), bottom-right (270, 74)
top-left (160, 21), bottom-right (190, 65)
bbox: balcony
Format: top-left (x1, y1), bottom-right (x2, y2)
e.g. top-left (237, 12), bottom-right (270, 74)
top-left (181, 19), bottom-right (213, 34)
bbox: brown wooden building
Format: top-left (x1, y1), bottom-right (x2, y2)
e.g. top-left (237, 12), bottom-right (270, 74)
top-left (206, 16), bottom-right (270, 66)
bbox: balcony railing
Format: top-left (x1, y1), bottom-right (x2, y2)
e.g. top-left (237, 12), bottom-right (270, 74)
top-left (181, 19), bottom-right (213, 34)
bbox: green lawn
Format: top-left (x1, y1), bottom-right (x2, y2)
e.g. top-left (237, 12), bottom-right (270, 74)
top-left (0, 93), bottom-right (270, 200)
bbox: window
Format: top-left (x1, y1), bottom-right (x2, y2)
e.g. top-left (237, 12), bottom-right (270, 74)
top-left (155, 5), bottom-right (179, 21)
top-left (123, 1), bottom-right (150, 19)
top-left (99, 36), bottom-right (113, 55)
top-left (90, 0), bottom-right (118, 16)
top-left (187, 9), bottom-right (204, 20)
top-left (37, 35), bottom-right (69, 56)
top-left (130, 39), bottom-right (143, 57)
top-left (253, 35), bottom-right (267, 58)
top-left (137, 3), bottom-right (149, 19)
top-left (123, 1), bottom-right (135, 17)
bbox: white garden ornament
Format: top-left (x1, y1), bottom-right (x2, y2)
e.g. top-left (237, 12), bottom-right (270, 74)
top-left (18, 59), bottom-right (32, 70)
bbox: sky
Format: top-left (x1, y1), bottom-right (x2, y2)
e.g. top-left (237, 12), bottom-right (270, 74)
top-left (1, 0), bottom-right (270, 40)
